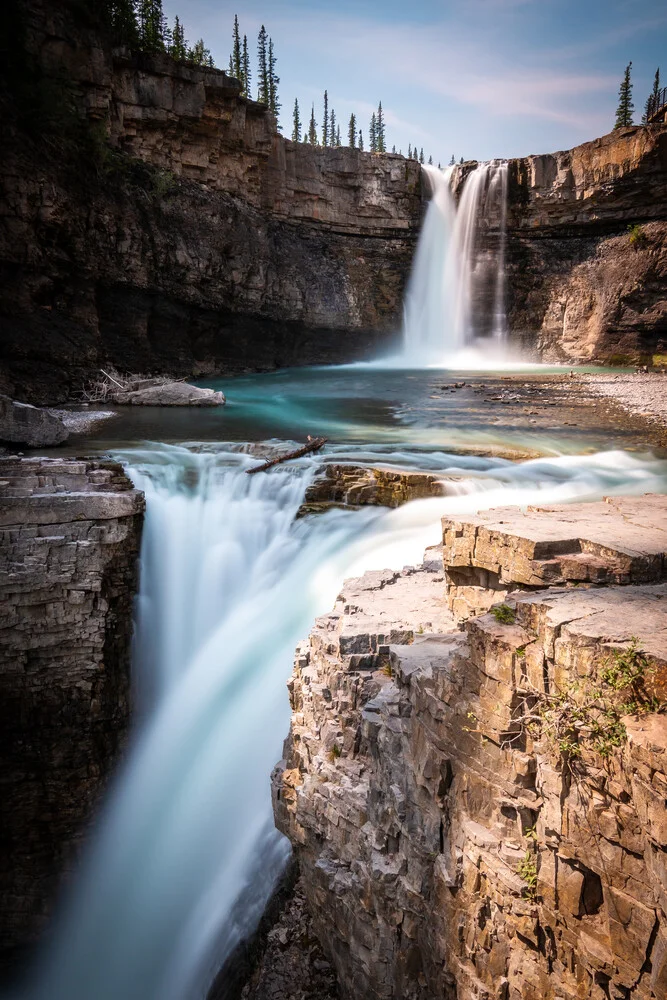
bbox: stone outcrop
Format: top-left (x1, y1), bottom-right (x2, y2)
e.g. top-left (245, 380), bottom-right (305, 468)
top-left (274, 494), bottom-right (667, 1000)
top-left (0, 0), bottom-right (420, 404)
top-left (505, 127), bottom-right (667, 363)
top-left (109, 379), bottom-right (225, 406)
top-left (0, 457), bottom-right (144, 975)
top-left (0, 393), bottom-right (68, 447)
top-left (299, 464), bottom-right (448, 515)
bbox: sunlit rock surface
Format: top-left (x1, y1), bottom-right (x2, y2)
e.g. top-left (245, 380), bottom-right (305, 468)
top-left (0, 458), bottom-right (144, 974)
top-left (274, 494), bottom-right (667, 1000)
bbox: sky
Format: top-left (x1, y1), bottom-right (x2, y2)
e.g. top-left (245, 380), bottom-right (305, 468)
top-left (163, 0), bottom-right (667, 163)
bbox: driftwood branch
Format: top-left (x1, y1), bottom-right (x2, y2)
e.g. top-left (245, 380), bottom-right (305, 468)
top-left (246, 436), bottom-right (327, 475)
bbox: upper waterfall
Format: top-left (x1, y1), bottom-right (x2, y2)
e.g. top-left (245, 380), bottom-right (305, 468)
top-left (402, 160), bottom-right (509, 366)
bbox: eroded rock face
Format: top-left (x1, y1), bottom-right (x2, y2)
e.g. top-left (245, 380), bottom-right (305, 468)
top-left (0, 457), bottom-right (144, 975)
top-left (299, 464), bottom-right (447, 515)
top-left (274, 495), bottom-right (667, 1000)
top-left (0, 1), bottom-right (420, 403)
top-left (505, 127), bottom-right (667, 362)
top-left (0, 394), bottom-right (68, 447)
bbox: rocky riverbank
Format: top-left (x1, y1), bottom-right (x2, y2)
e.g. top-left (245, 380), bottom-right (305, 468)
top-left (576, 372), bottom-right (667, 436)
top-left (271, 493), bottom-right (667, 1000)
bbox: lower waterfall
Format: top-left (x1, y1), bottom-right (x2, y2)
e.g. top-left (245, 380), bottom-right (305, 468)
top-left (402, 161), bottom-right (509, 365)
top-left (20, 443), bottom-right (667, 1000)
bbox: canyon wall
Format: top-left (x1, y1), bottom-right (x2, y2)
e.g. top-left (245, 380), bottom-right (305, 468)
top-left (506, 127), bottom-right (667, 362)
top-left (0, 457), bottom-right (143, 976)
top-left (274, 496), bottom-right (667, 1000)
top-left (0, 0), bottom-right (421, 403)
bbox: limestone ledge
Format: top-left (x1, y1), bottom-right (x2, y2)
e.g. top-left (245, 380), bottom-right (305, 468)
top-left (274, 493), bottom-right (667, 1000)
top-left (0, 457), bottom-right (144, 972)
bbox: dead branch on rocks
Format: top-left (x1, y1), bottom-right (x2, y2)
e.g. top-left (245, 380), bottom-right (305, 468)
top-left (246, 436), bottom-right (327, 474)
top-left (79, 368), bottom-right (188, 403)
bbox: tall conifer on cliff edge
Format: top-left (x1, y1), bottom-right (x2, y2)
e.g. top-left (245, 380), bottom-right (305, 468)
top-left (614, 62), bottom-right (634, 129)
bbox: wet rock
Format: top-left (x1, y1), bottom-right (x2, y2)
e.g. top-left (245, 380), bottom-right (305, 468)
top-left (110, 380), bottom-right (225, 406)
top-left (300, 465), bottom-right (447, 514)
top-left (0, 394), bottom-right (68, 447)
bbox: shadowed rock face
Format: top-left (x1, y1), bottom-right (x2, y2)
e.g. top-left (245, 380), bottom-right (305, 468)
top-left (0, 458), bottom-right (144, 977)
top-left (274, 495), bottom-right (667, 1000)
top-left (0, 0), bottom-right (420, 404)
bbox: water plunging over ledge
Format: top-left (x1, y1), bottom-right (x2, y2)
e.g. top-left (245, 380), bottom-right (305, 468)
top-left (19, 438), bottom-right (667, 1000)
top-left (402, 161), bottom-right (510, 366)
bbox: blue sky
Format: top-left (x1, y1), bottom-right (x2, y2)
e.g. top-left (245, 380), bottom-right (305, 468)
top-left (164, 0), bottom-right (667, 162)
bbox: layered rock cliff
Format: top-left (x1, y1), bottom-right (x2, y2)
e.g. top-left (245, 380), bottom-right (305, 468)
top-left (505, 127), bottom-right (667, 363)
top-left (0, 457), bottom-right (143, 975)
top-left (0, 0), bottom-right (421, 403)
top-left (274, 495), bottom-right (667, 1000)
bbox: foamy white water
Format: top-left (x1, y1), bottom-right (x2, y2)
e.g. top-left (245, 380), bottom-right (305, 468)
top-left (20, 443), bottom-right (667, 1000)
top-left (402, 161), bottom-right (510, 366)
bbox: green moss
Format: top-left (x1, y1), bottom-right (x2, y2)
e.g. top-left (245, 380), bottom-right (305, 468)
top-left (491, 603), bottom-right (516, 625)
top-left (628, 223), bottom-right (649, 249)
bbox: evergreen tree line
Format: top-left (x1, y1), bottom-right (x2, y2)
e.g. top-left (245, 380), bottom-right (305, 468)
top-left (292, 94), bottom-right (419, 156)
top-left (97, 0), bottom-right (214, 66)
top-left (228, 18), bottom-right (279, 116)
top-left (614, 63), bottom-right (664, 129)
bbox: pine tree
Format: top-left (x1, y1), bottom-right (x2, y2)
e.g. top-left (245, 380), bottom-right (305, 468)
top-left (348, 113), bottom-right (357, 148)
top-left (408, 143), bottom-right (412, 159)
top-left (614, 62), bottom-right (634, 129)
top-left (107, 0), bottom-right (139, 47)
top-left (330, 108), bottom-right (336, 146)
top-left (169, 15), bottom-right (186, 61)
top-left (358, 129), bottom-right (364, 151)
top-left (428, 155), bottom-right (433, 164)
top-left (419, 148), bottom-right (424, 164)
top-left (232, 14), bottom-right (242, 80)
top-left (336, 124), bottom-right (341, 146)
top-left (459, 156), bottom-right (464, 164)
top-left (138, 0), bottom-right (166, 52)
top-left (268, 37), bottom-right (280, 125)
top-left (369, 112), bottom-right (377, 152)
top-left (376, 101), bottom-right (386, 152)
top-left (322, 90), bottom-right (329, 146)
top-left (188, 39), bottom-right (213, 67)
top-left (392, 145), bottom-right (396, 154)
top-left (449, 154), bottom-right (455, 166)
top-left (643, 68), bottom-right (661, 123)
top-left (242, 35), bottom-right (251, 97)
top-left (308, 104), bottom-right (318, 145)
top-left (257, 25), bottom-right (269, 104)
top-left (228, 55), bottom-right (234, 76)
top-left (292, 98), bottom-right (301, 142)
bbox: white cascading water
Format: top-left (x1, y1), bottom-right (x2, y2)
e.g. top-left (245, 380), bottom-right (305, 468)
top-left (19, 441), bottom-right (667, 1000)
top-left (403, 160), bottom-right (509, 364)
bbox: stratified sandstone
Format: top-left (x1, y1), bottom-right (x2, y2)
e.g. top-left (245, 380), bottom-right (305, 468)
top-left (299, 464), bottom-right (448, 515)
top-left (506, 127), bottom-right (667, 363)
top-left (274, 494), bottom-right (667, 1000)
top-left (0, 457), bottom-right (144, 975)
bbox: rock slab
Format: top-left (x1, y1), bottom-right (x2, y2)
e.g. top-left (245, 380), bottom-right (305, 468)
top-left (0, 457), bottom-right (144, 976)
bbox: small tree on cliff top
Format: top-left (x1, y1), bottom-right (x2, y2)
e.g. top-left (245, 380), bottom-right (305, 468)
top-left (241, 34), bottom-right (251, 97)
top-left (369, 112), bottom-right (377, 152)
top-left (268, 37), bottom-right (280, 125)
top-left (376, 101), bottom-right (386, 152)
top-left (322, 90), bottom-right (329, 146)
top-left (292, 98), bottom-right (302, 142)
top-left (257, 25), bottom-right (269, 104)
top-left (232, 14), bottom-right (241, 80)
top-left (348, 113), bottom-right (357, 148)
top-left (308, 104), bottom-right (318, 144)
top-left (643, 67), bottom-right (661, 123)
top-left (614, 62), bottom-right (634, 129)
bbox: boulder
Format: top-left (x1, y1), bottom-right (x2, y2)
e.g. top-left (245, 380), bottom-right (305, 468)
top-left (0, 394), bottom-right (68, 447)
top-left (111, 381), bottom-right (225, 406)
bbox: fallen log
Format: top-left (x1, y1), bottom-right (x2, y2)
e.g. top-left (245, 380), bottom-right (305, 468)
top-left (246, 436), bottom-right (327, 474)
